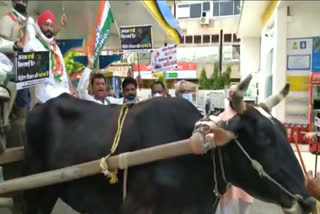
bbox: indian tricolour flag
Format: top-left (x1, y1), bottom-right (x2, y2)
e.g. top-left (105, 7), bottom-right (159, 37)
top-left (87, 0), bottom-right (114, 65)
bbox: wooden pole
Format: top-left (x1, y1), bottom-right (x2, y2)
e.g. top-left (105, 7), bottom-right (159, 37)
top-left (0, 197), bottom-right (13, 208)
top-left (0, 146), bottom-right (24, 165)
top-left (136, 52), bottom-right (142, 90)
top-left (316, 152), bottom-right (318, 177)
top-left (173, 0), bottom-right (176, 18)
top-left (0, 133), bottom-right (207, 195)
top-left (293, 134), bottom-right (307, 175)
top-left (219, 29), bottom-right (223, 74)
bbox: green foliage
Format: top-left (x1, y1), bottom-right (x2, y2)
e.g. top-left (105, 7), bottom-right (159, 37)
top-left (224, 65), bottom-right (232, 86)
top-left (64, 51), bottom-right (85, 76)
top-left (157, 72), bottom-right (167, 88)
top-left (199, 67), bottom-right (210, 89)
top-left (210, 64), bottom-right (232, 90)
top-left (213, 64), bottom-right (219, 78)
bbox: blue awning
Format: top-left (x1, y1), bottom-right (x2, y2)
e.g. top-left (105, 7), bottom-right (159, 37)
top-left (56, 39), bottom-right (84, 56)
top-left (156, 0), bottom-right (183, 39)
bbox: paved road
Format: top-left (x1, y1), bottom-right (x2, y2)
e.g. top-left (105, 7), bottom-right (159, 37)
top-left (1, 198), bottom-right (286, 214)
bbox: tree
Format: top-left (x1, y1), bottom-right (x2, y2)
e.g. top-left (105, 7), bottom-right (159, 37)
top-left (223, 65), bottom-right (232, 87)
top-left (157, 72), bottom-right (167, 88)
top-left (199, 67), bottom-right (209, 89)
top-left (64, 51), bottom-right (85, 76)
top-left (210, 64), bottom-right (232, 90)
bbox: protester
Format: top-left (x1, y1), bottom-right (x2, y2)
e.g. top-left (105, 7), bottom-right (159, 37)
top-left (121, 77), bottom-right (140, 104)
top-left (305, 170), bottom-right (320, 201)
top-left (304, 132), bottom-right (318, 143)
top-left (175, 80), bottom-right (194, 102)
top-left (175, 80), bottom-right (204, 115)
top-left (0, 0), bottom-right (68, 109)
top-left (151, 81), bottom-right (166, 97)
top-left (0, 0), bottom-right (34, 49)
top-left (0, 0), bottom-right (35, 117)
top-left (23, 10), bottom-right (76, 103)
top-left (0, 0), bottom-right (37, 147)
top-left (77, 52), bottom-right (119, 105)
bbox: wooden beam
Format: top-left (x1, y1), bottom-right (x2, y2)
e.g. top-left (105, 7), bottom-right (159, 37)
top-left (0, 147), bottom-right (24, 165)
top-left (0, 133), bottom-right (208, 195)
top-left (0, 197), bottom-right (13, 208)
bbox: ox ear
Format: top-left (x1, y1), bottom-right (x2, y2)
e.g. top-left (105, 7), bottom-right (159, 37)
top-left (212, 128), bottom-right (236, 146)
top-left (260, 84), bottom-right (290, 110)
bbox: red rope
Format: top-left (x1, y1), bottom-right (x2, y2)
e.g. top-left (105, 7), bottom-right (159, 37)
top-left (293, 133), bottom-right (307, 175)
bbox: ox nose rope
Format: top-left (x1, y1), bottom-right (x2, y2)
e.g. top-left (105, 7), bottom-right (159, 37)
top-left (212, 148), bottom-right (231, 197)
top-left (292, 132), bottom-right (307, 175)
top-left (218, 148), bottom-right (229, 185)
top-left (233, 139), bottom-right (304, 203)
top-left (195, 116), bottom-right (304, 206)
top-left (211, 150), bottom-right (220, 197)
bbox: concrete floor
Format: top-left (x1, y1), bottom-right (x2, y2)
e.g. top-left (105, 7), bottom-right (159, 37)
top-left (0, 198), bottom-right (286, 214)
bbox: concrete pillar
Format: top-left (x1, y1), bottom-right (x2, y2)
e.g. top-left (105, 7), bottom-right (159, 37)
top-left (272, 5), bottom-right (287, 122)
top-left (240, 38), bottom-right (261, 102)
top-left (240, 38), bottom-right (261, 78)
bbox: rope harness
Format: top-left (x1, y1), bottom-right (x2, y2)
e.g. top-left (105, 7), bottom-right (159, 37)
top-left (97, 105), bottom-right (306, 204)
top-left (99, 104), bottom-right (129, 184)
top-left (194, 116), bottom-right (305, 204)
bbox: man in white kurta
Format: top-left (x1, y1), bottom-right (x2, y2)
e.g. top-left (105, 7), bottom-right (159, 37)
top-left (77, 54), bottom-right (121, 105)
top-left (23, 10), bottom-right (75, 103)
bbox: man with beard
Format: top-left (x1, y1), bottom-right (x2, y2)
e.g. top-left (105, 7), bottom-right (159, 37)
top-left (23, 10), bottom-right (77, 104)
top-left (0, 1), bottom-right (67, 109)
top-left (121, 77), bottom-right (140, 104)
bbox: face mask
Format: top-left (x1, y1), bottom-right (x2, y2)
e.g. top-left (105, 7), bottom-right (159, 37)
top-left (152, 93), bottom-right (163, 98)
top-left (124, 96), bottom-right (137, 103)
top-left (182, 93), bottom-right (193, 102)
top-left (14, 3), bottom-right (27, 14)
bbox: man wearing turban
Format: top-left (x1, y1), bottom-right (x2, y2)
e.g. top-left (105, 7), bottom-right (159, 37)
top-left (23, 10), bottom-right (77, 103)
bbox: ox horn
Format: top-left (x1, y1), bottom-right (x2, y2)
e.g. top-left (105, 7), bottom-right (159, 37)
top-left (263, 84), bottom-right (290, 110)
top-left (231, 74), bottom-right (252, 114)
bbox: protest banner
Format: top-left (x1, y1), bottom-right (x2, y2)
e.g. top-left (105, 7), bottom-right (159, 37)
top-left (120, 25), bottom-right (152, 52)
top-left (150, 44), bottom-right (177, 72)
top-left (16, 51), bottom-right (49, 90)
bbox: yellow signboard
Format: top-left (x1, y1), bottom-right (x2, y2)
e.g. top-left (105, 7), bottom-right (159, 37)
top-left (286, 76), bottom-right (310, 92)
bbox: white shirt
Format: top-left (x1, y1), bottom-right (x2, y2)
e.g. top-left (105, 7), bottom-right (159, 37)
top-left (77, 67), bottom-right (122, 105)
top-left (23, 31), bottom-right (71, 103)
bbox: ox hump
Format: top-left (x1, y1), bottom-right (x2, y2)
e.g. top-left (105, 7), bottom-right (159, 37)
top-left (253, 106), bottom-right (274, 123)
